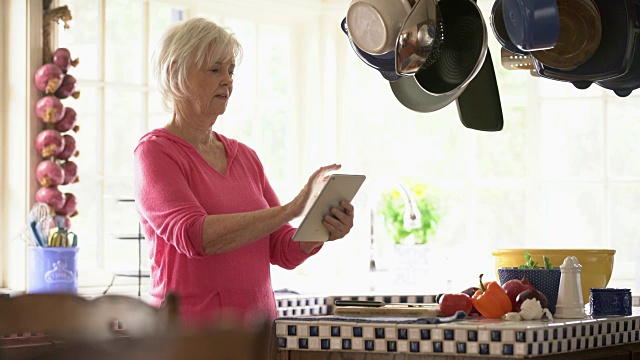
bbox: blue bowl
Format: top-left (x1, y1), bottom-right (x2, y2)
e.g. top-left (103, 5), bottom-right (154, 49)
top-left (497, 267), bottom-right (561, 314)
top-left (490, 0), bottom-right (529, 55)
top-left (502, 0), bottom-right (560, 51)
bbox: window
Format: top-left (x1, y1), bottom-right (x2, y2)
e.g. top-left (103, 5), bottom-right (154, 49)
top-left (47, 0), bottom-right (640, 297)
top-left (56, 0), bottom-right (183, 290)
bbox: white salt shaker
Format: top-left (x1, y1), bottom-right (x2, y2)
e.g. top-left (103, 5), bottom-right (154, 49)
top-left (555, 256), bottom-right (586, 318)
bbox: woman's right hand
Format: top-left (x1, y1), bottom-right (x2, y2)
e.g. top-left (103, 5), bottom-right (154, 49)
top-left (286, 164), bottom-right (342, 219)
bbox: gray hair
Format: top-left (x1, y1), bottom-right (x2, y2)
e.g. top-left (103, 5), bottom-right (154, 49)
top-left (152, 18), bottom-right (242, 110)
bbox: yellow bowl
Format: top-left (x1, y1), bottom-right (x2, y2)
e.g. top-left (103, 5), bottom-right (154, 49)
top-left (492, 249), bottom-right (616, 304)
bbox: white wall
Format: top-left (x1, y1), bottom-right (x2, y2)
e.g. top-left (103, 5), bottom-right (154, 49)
top-left (1, 0), bottom-right (43, 290)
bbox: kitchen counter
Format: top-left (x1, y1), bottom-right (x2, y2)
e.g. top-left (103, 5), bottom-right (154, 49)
top-left (274, 294), bottom-right (640, 359)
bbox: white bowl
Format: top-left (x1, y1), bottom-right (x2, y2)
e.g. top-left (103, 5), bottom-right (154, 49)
top-left (346, 0), bottom-right (412, 55)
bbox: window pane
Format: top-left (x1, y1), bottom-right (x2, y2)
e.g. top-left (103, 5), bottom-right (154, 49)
top-left (72, 174), bottom-right (102, 285)
top-left (541, 184), bottom-right (604, 248)
top-left (217, 19), bottom-right (258, 144)
top-left (609, 184), bottom-right (640, 263)
top-left (255, 24), bottom-right (293, 181)
top-left (105, 0), bottom-right (144, 83)
top-left (148, 3), bottom-right (184, 85)
top-left (60, 86), bottom-right (100, 175)
top-left (57, 0), bottom-right (100, 80)
top-left (607, 96), bottom-right (640, 178)
top-left (103, 179), bottom-right (147, 274)
top-left (476, 187), bottom-right (527, 249)
top-left (540, 99), bottom-right (604, 179)
top-left (148, 89), bottom-right (171, 130)
top-left (476, 104), bottom-right (527, 178)
top-left (104, 89), bottom-right (144, 176)
top-left (537, 76), bottom-right (605, 98)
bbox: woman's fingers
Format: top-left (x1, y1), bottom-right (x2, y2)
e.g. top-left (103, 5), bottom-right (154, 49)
top-left (323, 200), bottom-right (355, 240)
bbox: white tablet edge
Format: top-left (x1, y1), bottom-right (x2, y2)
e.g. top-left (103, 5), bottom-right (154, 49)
top-left (292, 174), bottom-right (366, 242)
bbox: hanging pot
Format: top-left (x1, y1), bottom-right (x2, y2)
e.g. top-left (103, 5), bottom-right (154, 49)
top-left (390, 0), bottom-right (488, 112)
top-left (341, 17), bottom-right (401, 81)
top-left (529, 0), bottom-right (602, 71)
top-left (596, 0), bottom-right (640, 96)
top-left (533, 0), bottom-right (638, 89)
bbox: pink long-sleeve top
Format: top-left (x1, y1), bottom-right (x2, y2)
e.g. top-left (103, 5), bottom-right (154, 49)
top-left (134, 128), bottom-right (320, 326)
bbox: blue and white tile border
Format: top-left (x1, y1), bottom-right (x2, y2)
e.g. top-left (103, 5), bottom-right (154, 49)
top-left (274, 294), bottom-right (640, 358)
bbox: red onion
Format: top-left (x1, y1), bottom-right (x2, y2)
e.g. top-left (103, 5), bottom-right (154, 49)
top-left (55, 107), bottom-right (79, 133)
top-left (57, 193), bottom-right (78, 217)
top-left (52, 48), bottom-right (80, 74)
top-left (35, 129), bottom-right (65, 157)
top-left (61, 161), bottom-right (79, 185)
top-left (35, 186), bottom-right (65, 211)
top-left (36, 160), bottom-right (65, 187)
top-left (35, 96), bottom-right (65, 123)
top-left (54, 74), bottom-right (80, 99)
top-left (34, 63), bottom-right (64, 94)
top-left (57, 134), bottom-right (78, 160)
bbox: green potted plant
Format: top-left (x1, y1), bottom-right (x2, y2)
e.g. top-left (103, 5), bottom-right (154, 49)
top-left (378, 181), bottom-right (440, 245)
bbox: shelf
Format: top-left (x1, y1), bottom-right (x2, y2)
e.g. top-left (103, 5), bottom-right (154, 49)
top-left (114, 270), bottom-right (150, 278)
top-left (113, 234), bottom-right (145, 240)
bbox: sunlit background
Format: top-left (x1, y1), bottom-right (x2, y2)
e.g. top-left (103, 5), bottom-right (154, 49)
top-left (47, 0), bottom-right (640, 297)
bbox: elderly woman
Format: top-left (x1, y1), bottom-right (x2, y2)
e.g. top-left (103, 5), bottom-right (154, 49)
top-left (134, 18), bottom-right (355, 327)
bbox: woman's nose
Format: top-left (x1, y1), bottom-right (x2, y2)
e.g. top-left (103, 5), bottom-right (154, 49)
top-left (222, 72), bottom-right (233, 85)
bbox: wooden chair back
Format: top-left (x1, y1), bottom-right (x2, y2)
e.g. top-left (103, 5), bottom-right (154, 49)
top-left (0, 293), bottom-right (271, 360)
top-left (0, 293), bottom-right (178, 341)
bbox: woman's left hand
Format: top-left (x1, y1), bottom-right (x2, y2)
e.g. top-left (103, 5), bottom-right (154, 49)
top-left (299, 200), bottom-right (354, 254)
top-left (324, 200), bottom-right (354, 241)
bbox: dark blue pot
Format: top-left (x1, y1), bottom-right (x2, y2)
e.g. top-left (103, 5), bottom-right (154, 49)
top-left (497, 267), bottom-right (561, 314)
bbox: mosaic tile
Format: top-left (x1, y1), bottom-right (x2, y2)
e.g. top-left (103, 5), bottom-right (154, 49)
top-left (275, 295), bottom-right (640, 358)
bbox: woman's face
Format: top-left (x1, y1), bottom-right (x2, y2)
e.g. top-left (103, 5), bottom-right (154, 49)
top-left (182, 59), bottom-right (235, 118)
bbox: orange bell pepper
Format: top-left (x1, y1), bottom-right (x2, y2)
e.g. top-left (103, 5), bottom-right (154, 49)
top-left (471, 274), bottom-right (512, 319)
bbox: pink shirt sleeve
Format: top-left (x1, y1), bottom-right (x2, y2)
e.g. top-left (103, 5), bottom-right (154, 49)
top-left (134, 139), bottom-right (207, 257)
top-left (261, 176), bottom-right (323, 269)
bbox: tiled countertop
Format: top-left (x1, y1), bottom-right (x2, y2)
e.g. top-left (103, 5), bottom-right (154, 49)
top-left (274, 294), bottom-right (640, 358)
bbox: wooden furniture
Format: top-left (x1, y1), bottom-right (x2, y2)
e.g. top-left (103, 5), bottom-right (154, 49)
top-left (276, 343), bottom-right (640, 360)
top-left (0, 293), bottom-right (271, 360)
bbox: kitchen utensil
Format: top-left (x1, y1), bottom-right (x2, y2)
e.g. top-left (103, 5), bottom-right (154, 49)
top-left (502, 0), bottom-right (560, 51)
top-left (389, 0), bottom-right (487, 114)
top-left (346, 0), bottom-right (412, 55)
top-left (456, 48), bottom-right (504, 131)
top-left (395, 0), bottom-right (443, 76)
top-left (596, 0), bottom-right (640, 96)
top-left (529, 0), bottom-right (602, 70)
top-left (500, 46), bottom-right (534, 70)
top-left (555, 256), bottom-right (586, 319)
top-left (413, 0), bottom-right (487, 95)
top-left (341, 18), bottom-right (401, 81)
top-left (533, 0), bottom-right (637, 88)
top-left (490, 0), bottom-right (529, 55)
top-left (390, 73), bottom-right (460, 112)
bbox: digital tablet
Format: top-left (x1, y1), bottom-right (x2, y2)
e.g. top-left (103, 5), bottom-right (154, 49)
top-left (292, 174), bottom-right (366, 242)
